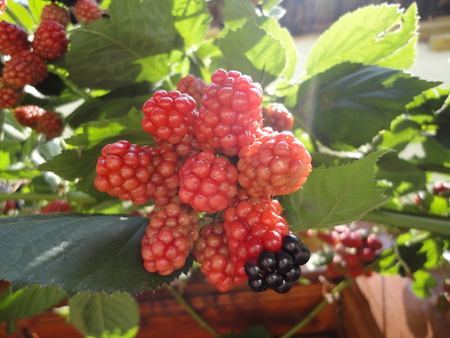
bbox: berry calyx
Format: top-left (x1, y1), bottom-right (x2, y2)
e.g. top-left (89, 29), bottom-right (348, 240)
top-left (31, 20), bottom-right (69, 60)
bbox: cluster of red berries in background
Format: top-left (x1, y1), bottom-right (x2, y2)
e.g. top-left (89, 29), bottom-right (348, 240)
top-left (13, 105), bottom-right (64, 140)
top-left (0, 0), bottom-right (105, 109)
top-left (94, 69), bottom-right (312, 293)
top-left (41, 199), bottom-right (72, 213)
top-left (311, 225), bottom-right (383, 279)
top-left (414, 182), bottom-right (450, 209)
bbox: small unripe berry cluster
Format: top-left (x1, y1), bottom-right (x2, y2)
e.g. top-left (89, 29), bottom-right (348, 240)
top-left (13, 105), bottom-right (65, 140)
top-left (94, 70), bottom-right (313, 293)
top-left (414, 182), bottom-right (450, 209)
top-left (262, 103), bottom-right (294, 132)
top-left (313, 225), bottom-right (383, 279)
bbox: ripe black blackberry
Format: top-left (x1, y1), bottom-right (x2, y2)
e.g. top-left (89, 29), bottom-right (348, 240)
top-left (245, 233), bottom-right (310, 293)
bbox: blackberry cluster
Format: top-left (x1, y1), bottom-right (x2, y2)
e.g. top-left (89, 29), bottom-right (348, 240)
top-left (93, 70), bottom-right (313, 294)
top-left (245, 234), bottom-right (310, 293)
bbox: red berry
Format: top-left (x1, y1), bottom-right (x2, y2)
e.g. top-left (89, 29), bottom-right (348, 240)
top-left (195, 69), bottom-right (263, 156)
top-left (74, 0), bottom-right (104, 24)
top-left (176, 74), bottom-right (207, 108)
top-left (434, 182), bottom-right (450, 196)
top-left (262, 103), bottom-right (294, 132)
top-left (32, 20), bottom-right (69, 60)
top-left (237, 131), bottom-right (312, 197)
top-left (13, 105), bottom-right (45, 129)
top-left (0, 77), bottom-right (25, 109)
top-left (41, 3), bottom-right (71, 27)
top-left (141, 201), bottom-right (200, 276)
top-left (142, 90), bottom-right (198, 145)
top-left (0, 0), bottom-right (7, 12)
top-left (3, 51), bottom-right (48, 87)
top-left (95, 141), bottom-right (157, 205)
top-left (366, 233), bottom-right (383, 251)
top-left (41, 200), bottom-right (72, 213)
top-left (36, 111), bottom-right (64, 140)
top-left (193, 222), bottom-right (245, 292)
top-left (0, 20), bottom-right (31, 57)
top-left (178, 151), bottom-right (238, 213)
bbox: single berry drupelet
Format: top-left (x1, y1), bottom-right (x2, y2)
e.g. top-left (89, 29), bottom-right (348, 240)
top-left (36, 111), bottom-right (64, 140)
top-left (13, 105), bottom-right (45, 129)
top-left (41, 3), bottom-right (71, 27)
top-left (0, 77), bottom-right (25, 109)
top-left (32, 20), bottom-right (69, 60)
top-left (0, 21), bottom-right (31, 57)
top-left (74, 0), bottom-right (103, 24)
top-left (94, 141), bottom-right (157, 205)
top-left (141, 201), bottom-right (200, 276)
top-left (3, 51), bottom-right (48, 87)
top-left (142, 90), bottom-right (198, 145)
top-left (178, 151), bottom-right (238, 214)
top-left (237, 130), bottom-right (312, 197)
top-left (195, 69), bottom-right (264, 156)
top-left (41, 200), bottom-right (72, 213)
top-left (176, 74), bottom-right (207, 108)
top-left (193, 222), bottom-right (245, 292)
top-left (262, 103), bottom-right (294, 132)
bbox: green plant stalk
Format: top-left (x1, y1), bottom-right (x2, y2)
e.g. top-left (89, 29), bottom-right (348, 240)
top-left (5, 7), bottom-right (31, 34)
top-left (280, 278), bottom-right (354, 338)
top-left (0, 191), bottom-right (97, 204)
top-left (168, 286), bottom-right (220, 337)
top-left (62, 77), bottom-right (93, 101)
top-left (361, 210), bottom-right (450, 237)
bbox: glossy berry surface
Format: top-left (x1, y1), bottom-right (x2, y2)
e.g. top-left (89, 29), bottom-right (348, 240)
top-left (74, 0), bottom-right (103, 24)
top-left (0, 77), bottom-right (25, 109)
top-left (262, 103), bottom-right (294, 132)
top-left (41, 3), bottom-right (71, 27)
top-left (0, 21), bottom-right (31, 57)
top-left (3, 51), bottom-right (48, 87)
top-left (176, 74), bottom-right (207, 108)
top-left (32, 20), bottom-right (69, 60)
top-left (237, 130), bottom-right (312, 197)
top-left (36, 111), bottom-right (64, 140)
top-left (13, 105), bottom-right (45, 129)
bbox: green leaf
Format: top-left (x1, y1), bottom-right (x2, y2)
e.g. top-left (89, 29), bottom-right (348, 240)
top-left (217, 18), bottom-right (286, 87)
top-left (0, 214), bottom-right (193, 296)
top-left (0, 0), bottom-right (35, 32)
top-left (65, 0), bottom-right (182, 89)
top-left (173, 0), bottom-right (211, 47)
top-left (411, 270), bottom-right (438, 298)
top-left (373, 116), bottom-right (421, 152)
top-left (70, 292), bottom-right (139, 338)
top-left (0, 285), bottom-right (66, 323)
top-left (27, 0), bottom-right (47, 26)
top-left (294, 63), bottom-right (440, 150)
top-left (305, 3), bottom-right (418, 77)
top-left (281, 150), bottom-right (389, 231)
top-left (222, 0), bottom-right (258, 30)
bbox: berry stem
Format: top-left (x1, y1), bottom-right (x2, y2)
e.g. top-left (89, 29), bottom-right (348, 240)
top-left (279, 278), bottom-right (354, 338)
top-left (0, 191), bottom-right (96, 204)
top-left (168, 286), bottom-right (220, 337)
top-left (62, 77), bottom-right (94, 100)
top-left (361, 210), bottom-right (450, 237)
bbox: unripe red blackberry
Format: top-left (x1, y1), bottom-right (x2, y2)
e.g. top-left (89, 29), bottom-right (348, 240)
top-left (237, 130), bottom-right (312, 197)
top-left (94, 141), bottom-right (157, 205)
top-left (13, 105), bottom-right (45, 129)
top-left (36, 111), bottom-right (64, 140)
top-left (154, 130), bottom-right (201, 159)
top-left (193, 222), bottom-right (245, 292)
top-left (0, 21), bottom-right (31, 57)
top-left (262, 103), bottom-right (294, 132)
top-left (0, 77), bottom-right (25, 109)
top-left (178, 151), bottom-right (238, 213)
top-left (32, 20), bottom-right (69, 60)
top-left (3, 51), bottom-right (48, 87)
top-left (142, 90), bottom-right (198, 145)
top-left (74, 0), bottom-right (103, 24)
top-left (41, 3), bottom-right (71, 27)
top-left (41, 199), bottom-right (72, 213)
top-left (195, 69), bottom-right (263, 156)
top-left (176, 74), bottom-right (207, 108)
top-left (141, 201), bottom-right (200, 276)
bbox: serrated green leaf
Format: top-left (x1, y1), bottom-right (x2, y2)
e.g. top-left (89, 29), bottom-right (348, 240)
top-left (305, 3), bottom-right (418, 77)
top-left (0, 214), bottom-right (193, 296)
top-left (373, 117), bottom-right (421, 152)
top-left (173, 0), bottom-right (211, 47)
top-left (0, 285), bottom-right (66, 323)
top-left (70, 292), bottom-right (139, 338)
top-left (294, 63), bottom-right (440, 150)
top-left (281, 150), bottom-right (389, 231)
top-left (218, 18), bottom-right (285, 87)
top-left (65, 0), bottom-right (182, 89)
top-left (222, 0), bottom-right (258, 29)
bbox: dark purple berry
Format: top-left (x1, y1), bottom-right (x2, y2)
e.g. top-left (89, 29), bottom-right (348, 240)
top-left (264, 272), bottom-right (283, 289)
top-left (293, 242), bottom-right (310, 265)
top-left (282, 233), bottom-right (301, 254)
top-left (245, 259), bottom-right (265, 280)
top-left (274, 279), bottom-right (292, 294)
top-left (259, 250), bottom-right (277, 272)
top-left (284, 266), bottom-right (301, 282)
top-left (248, 278), bottom-right (267, 293)
top-left (276, 251), bottom-right (294, 274)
